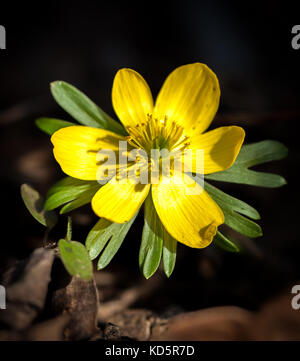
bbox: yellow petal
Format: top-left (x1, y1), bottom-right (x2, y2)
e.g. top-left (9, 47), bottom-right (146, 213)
top-left (152, 173), bottom-right (224, 248)
top-left (154, 63), bottom-right (220, 136)
top-left (92, 177), bottom-right (150, 223)
top-left (51, 125), bottom-right (124, 180)
top-left (184, 126), bottom-right (245, 174)
top-left (112, 68), bottom-right (154, 130)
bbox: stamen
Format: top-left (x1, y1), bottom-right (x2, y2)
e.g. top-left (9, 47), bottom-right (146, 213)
top-left (125, 113), bottom-right (190, 155)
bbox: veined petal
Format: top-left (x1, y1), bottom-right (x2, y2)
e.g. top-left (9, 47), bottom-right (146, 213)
top-left (112, 68), bottom-right (154, 130)
top-left (51, 125), bottom-right (124, 180)
top-left (152, 173), bottom-right (224, 248)
top-left (154, 63), bottom-right (220, 136)
top-left (92, 177), bottom-right (150, 223)
top-left (184, 126), bottom-right (245, 174)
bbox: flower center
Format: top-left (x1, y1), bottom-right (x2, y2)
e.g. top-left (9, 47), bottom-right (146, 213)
top-left (125, 114), bottom-right (190, 155)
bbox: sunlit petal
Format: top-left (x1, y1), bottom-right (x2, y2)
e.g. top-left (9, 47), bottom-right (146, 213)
top-left (112, 68), bottom-right (154, 130)
top-left (183, 126), bottom-right (245, 174)
top-left (51, 125), bottom-right (124, 180)
top-left (92, 177), bottom-right (150, 223)
top-left (154, 63), bottom-right (220, 136)
top-left (152, 172), bottom-right (224, 248)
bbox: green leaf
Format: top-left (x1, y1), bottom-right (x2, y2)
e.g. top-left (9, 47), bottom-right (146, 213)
top-left (50, 81), bottom-right (126, 135)
top-left (234, 140), bottom-right (288, 167)
top-left (206, 140), bottom-right (287, 188)
top-left (203, 181), bottom-right (262, 238)
top-left (59, 188), bottom-right (98, 214)
top-left (162, 227), bottom-right (177, 278)
top-left (35, 117), bottom-right (75, 135)
top-left (44, 177), bottom-right (100, 211)
top-left (206, 168), bottom-right (286, 188)
top-left (21, 184), bottom-right (57, 229)
top-left (223, 209), bottom-right (262, 238)
top-left (139, 194), bottom-right (163, 279)
top-left (58, 239), bottom-right (93, 280)
top-left (86, 218), bottom-right (115, 260)
top-left (86, 213), bottom-right (138, 268)
top-left (213, 231), bottom-right (239, 252)
top-left (204, 181), bottom-right (260, 220)
top-left (96, 213), bottom-right (138, 270)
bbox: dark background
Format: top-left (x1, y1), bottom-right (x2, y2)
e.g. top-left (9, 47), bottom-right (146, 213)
top-left (0, 0), bottom-right (299, 315)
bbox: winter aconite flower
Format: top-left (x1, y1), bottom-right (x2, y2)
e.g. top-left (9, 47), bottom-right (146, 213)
top-left (51, 63), bottom-right (245, 248)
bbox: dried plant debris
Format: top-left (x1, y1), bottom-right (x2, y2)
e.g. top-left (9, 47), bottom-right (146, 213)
top-left (106, 309), bottom-right (160, 341)
top-left (0, 314), bottom-right (70, 341)
top-left (0, 248), bottom-right (55, 330)
top-left (153, 306), bottom-right (253, 341)
top-left (151, 287), bottom-right (300, 341)
top-left (51, 269), bottom-right (99, 340)
top-left (1, 245), bottom-right (300, 341)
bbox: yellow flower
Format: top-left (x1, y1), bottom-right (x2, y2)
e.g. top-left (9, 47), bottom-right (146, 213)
top-left (51, 63), bottom-right (245, 248)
